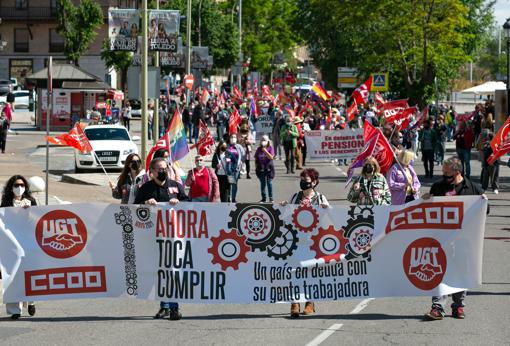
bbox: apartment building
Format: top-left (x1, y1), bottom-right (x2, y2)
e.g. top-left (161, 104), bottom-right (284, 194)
top-left (0, 0), bottom-right (138, 88)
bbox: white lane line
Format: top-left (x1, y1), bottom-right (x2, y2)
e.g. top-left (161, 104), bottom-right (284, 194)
top-left (305, 323), bottom-right (344, 346)
top-left (335, 167), bottom-right (347, 177)
top-left (305, 298), bottom-right (374, 346)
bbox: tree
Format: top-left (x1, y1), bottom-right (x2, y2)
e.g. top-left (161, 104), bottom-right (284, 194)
top-left (100, 40), bottom-right (133, 92)
top-left (296, 0), bottom-right (495, 106)
top-left (56, 0), bottom-right (103, 67)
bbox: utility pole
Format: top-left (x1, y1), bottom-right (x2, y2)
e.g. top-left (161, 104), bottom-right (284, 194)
top-left (186, 0), bottom-right (192, 106)
top-left (153, 0), bottom-right (159, 144)
top-left (238, 0), bottom-right (242, 90)
top-left (141, 0), bottom-right (148, 161)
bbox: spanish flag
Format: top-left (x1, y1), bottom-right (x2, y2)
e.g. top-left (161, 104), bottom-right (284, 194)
top-left (311, 82), bottom-right (329, 101)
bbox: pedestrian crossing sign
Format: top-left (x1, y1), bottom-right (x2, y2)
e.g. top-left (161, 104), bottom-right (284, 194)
top-left (370, 73), bottom-right (389, 92)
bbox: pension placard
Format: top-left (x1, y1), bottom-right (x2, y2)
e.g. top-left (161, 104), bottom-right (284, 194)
top-left (305, 129), bottom-right (364, 163)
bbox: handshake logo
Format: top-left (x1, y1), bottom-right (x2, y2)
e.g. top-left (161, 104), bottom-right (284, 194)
top-left (403, 238), bottom-right (447, 291)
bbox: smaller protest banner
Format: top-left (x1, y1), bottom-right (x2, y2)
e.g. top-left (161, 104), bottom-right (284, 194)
top-left (148, 10), bottom-right (180, 52)
top-left (109, 9), bottom-right (139, 51)
top-left (255, 114), bottom-right (274, 136)
top-left (305, 129), bottom-right (364, 164)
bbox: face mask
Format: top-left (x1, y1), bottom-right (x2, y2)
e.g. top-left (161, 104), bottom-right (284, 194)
top-left (443, 174), bottom-right (455, 184)
top-left (195, 161), bottom-right (204, 168)
top-left (220, 146), bottom-right (227, 152)
top-left (363, 164), bottom-right (374, 175)
top-left (130, 160), bottom-right (141, 170)
top-left (397, 138), bottom-right (403, 144)
top-left (230, 137), bottom-right (237, 144)
top-left (156, 169), bottom-right (167, 182)
top-left (300, 180), bottom-right (313, 191)
top-left (261, 141), bottom-right (268, 147)
top-left (12, 186), bottom-right (25, 197)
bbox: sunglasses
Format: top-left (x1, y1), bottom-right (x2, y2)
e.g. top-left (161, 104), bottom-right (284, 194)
top-left (13, 183), bottom-right (25, 188)
top-left (131, 160), bottom-right (140, 163)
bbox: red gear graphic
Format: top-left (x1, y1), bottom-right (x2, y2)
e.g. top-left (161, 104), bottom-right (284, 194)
top-left (310, 225), bottom-right (348, 263)
top-left (292, 204), bottom-right (320, 233)
top-left (243, 212), bottom-right (269, 236)
top-left (208, 229), bottom-right (250, 270)
top-left (352, 229), bottom-right (372, 252)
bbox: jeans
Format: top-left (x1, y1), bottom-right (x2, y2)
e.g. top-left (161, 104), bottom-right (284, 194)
top-left (481, 160), bottom-right (499, 191)
top-left (0, 133), bottom-right (6, 152)
top-left (148, 122), bottom-right (153, 140)
top-left (283, 141), bottom-right (295, 172)
top-left (122, 117), bottom-right (130, 131)
top-left (185, 122), bottom-right (192, 142)
top-left (422, 149), bottom-right (434, 177)
top-left (231, 182), bottom-right (238, 203)
top-left (457, 148), bottom-right (471, 177)
top-left (193, 124), bottom-right (199, 143)
top-left (217, 124), bottom-right (226, 141)
top-left (217, 175), bottom-right (231, 202)
top-left (432, 291), bottom-right (466, 313)
top-left (258, 172), bottom-right (273, 201)
top-left (160, 301), bottom-right (179, 309)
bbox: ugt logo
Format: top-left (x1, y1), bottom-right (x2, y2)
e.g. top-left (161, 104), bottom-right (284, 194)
top-left (402, 238), bottom-right (447, 290)
top-left (35, 210), bottom-right (87, 259)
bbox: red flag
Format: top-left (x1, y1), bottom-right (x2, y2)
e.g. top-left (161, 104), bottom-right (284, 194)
top-left (375, 92), bottom-right (386, 107)
top-left (411, 107), bottom-right (428, 129)
top-left (488, 116), bottom-right (510, 164)
top-left (46, 123), bottom-right (93, 154)
top-left (253, 79), bottom-right (259, 97)
top-left (232, 85), bottom-right (243, 100)
top-left (228, 107), bottom-right (242, 134)
top-left (455, 111), bottom-right (475, 122)
top-left (346, 133), bottom-right (378, 183)
top-left (364, 121), bottom-right (394, 174)
top-left (386, 106), bottom-right (417, 129)
top-left (352, 75), bottom-right (373, 105)
top-left (346, 101), bottom-right (359, 122)
top-left (380, 99), bottom-right (409, 119)
top-left (262, 85), bottom-right (271, 97)
top-left (201, 88), bottom-right (210, 104)
top-left (196, 119), bottom-right (215, 156)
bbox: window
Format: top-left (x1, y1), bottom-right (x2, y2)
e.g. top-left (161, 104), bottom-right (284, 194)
top-left (15, 0), bottom-right (28, 10)
top-left (49, 29), bottom-right (64, 53)
top-left (14, 29), bottom-right (29, 53)
top-left (50, 0), bottom-right (59, 16)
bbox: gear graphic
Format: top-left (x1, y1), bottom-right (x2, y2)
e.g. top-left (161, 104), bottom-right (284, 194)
top-left (310, 225), bottom-right (348, 263)
top-left (291, 204), bottom-right (319, 233)
top-left (208, 229), bottom-right (251, 270)
top-left (266, 224), bottom-right (299, 260)
top-left (347, 205), bottom-right (374, 219)
top-left (343, 214), bottom-right (374, 260)
top-left (136, 207), bottom-right (151, 222)
top-left (243, 212), bottom-right (270, 236)
top-left (228, 204), bottom-right (283, 251)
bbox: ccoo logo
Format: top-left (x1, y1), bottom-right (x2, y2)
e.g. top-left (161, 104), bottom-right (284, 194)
top-left (402, 238), bottom-right (447, 290)
top-left (35, 210), bottom-right (87, 259)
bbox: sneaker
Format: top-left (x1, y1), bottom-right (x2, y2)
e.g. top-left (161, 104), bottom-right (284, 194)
top-left (269, 198), bottom-right (274, 203)
top-left (169, 308), bottom-right (182, 320)
top-left (154, 308), bottom-right (170, 319)
top-left (452, 307), bottom-right (465, 319)
top-left (424, 308), bottom-right (444, 321)
top-left (11, 314), bottom-right (20, 320)
top-left (493, 189), bottom-right (499, 195)
top-left (260, 198), bottom-right (267, 203)
top-left (28, 304), bottom-right (36, 316)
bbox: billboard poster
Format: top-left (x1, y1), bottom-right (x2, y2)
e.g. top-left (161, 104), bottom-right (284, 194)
top-left (108, 9), bottom-right (139, 51)
top-left (148, 10), bottom-right (180, 52)
top-left (160, 37), bottom-right (185, 68)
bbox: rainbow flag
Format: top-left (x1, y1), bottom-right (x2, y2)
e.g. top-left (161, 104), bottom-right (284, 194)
top-left (311, 82), bottom-right (329, 101)
top-left (167, 108), bottom-right (190, 161)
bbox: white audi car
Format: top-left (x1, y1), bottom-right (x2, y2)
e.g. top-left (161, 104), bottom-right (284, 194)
top-left (74, 125), bottom-right (139, 172)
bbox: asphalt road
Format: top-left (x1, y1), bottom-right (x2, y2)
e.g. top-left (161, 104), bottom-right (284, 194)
top-left (0, 117), bottom-right (509, 345)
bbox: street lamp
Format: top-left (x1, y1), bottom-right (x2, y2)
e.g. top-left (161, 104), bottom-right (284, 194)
top-left (503, 18), bottom-right (510, 116)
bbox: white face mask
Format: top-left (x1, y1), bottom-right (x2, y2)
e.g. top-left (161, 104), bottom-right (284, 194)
top-left (230, 137), bottom-right (237, 144)
top-left (261, 141), bottom-right (268, 147)
top-left (13, 186), bottom-right (25, 197)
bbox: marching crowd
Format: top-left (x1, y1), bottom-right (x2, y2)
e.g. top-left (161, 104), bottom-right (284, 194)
top-left (1, 83), bottom-right (503, 321)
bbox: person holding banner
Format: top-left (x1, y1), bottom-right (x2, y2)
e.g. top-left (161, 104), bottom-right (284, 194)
top-left (254, 135), bottom-right (275, 202)
top-left (386, 150), bottom-right (421, 205)
top-left (109, 153), bottom-right (147, 204)
top-left (347, 157), bottom-right (391, 206)
top-left (151, 148), bottom-right (182, 185)
top-left (1, 175), bottom-right (37, 319)
top-left (185, 155), bottom-right (220, 202)
top-left (422, 156), bottom-right (487, 321)
top-left (134, 157), bottom-right (188, 320)
top-left (281, 168), bottom-right (329, 317)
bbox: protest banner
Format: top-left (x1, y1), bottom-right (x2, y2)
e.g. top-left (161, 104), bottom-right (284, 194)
top-left (255, 114), bottom-right (274, 136)
top-left (148, 10), bottom-right (180, 52)
top-left (305, 129), bottom-right (364, 164)
top-left (108, 9), bottom-right (139, 51)
top-left (0, 197), bottom-right (486, 304)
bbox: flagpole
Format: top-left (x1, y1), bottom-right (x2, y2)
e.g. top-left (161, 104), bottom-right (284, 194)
top-left (92, 151), bottom-right (114, 186)
top-left (45, 56), bottom-right (52, 206)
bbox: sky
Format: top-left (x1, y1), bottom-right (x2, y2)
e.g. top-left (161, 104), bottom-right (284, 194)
top-left (495, 0), bottom-right (510, 26)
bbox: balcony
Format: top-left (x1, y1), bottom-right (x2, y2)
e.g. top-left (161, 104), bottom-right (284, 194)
top-left (0, 7), bottom-right (58, 22)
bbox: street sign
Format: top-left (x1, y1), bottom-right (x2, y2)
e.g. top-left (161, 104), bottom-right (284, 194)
top-left (184, 74), bottom-right (194, 90)
top-left (337, 67), bottom-right (358, 88)
top-left (370, 73), bottom-right (389, 92)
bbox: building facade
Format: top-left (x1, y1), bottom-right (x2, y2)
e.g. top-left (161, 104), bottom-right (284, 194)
top-left (0, 0), bottom-right (138, 88)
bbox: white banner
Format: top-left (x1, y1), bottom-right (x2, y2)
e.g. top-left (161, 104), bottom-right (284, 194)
top-left (255, 114), bottom-right (274, 136)
top-left (305, 129), bottom-right (364, 164)
top-left (0, 197), bottom-right (486, 304)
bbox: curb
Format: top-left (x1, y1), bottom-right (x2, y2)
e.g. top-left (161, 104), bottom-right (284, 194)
top-left (61, 174), bottom-right (101, 186)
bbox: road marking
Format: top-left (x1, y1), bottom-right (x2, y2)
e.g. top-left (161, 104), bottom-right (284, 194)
top-left (335, 167), bottom-right (347, 177)
top-left (305, 324), bottom-right (344, 346)
top-left (305, 298), bottom-right (374, 346)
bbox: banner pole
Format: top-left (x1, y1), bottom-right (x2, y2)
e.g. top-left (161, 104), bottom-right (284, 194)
top-left (92, 151), bottom-right (114, 186)
top-left (45, 56), bottom-right (52, 206)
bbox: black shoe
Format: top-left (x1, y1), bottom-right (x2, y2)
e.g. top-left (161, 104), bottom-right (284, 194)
top-left (169, 308), bottom-right (182, 321)
top-left (291, 170), bottom-right (295, 174)
top-left (154, 308), bottom-right (170, 319)
top-left (28, 304), bottom-right (36, 316)
top-left (260, 198), bottom-right (267, 203)
top-left (269, 198), bottom-right (274, 203)
top-left (246, 174), bottom-right (251, 179)
top-left (11, 314), bottom-right (20, 320)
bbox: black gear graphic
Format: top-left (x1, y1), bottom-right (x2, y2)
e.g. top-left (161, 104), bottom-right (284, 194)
top-left (266, 224), bottom-right (299, 260)
top-left (136, 207), bottom-right (150, 221)
top-left (123, 224), bottom-right (134, 233)
top-left (347, 205), bottom-right (374, 219)
top-left (343, 214), bottom-right (374, 261)
top-left (228, 204), bottom-right (283, 251)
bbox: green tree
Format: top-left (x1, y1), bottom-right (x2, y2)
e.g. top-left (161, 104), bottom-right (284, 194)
top-left (100, 40), bottom-right (133, 92)
top-left (56, 0), bottom-right (103, 67)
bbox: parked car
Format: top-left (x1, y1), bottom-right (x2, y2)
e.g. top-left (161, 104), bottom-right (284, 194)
top-left (129, 99), bottom-right (141, 117)
top-left (74, 124), bottom-right (139, 172)
top-left (0, 90), bottom-right (35, 108)
top-left (0, 79), bottom-right (13, 96)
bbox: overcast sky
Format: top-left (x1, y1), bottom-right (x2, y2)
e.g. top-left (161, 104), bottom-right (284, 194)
top-left (495, 0), bottom-right (510, 26)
